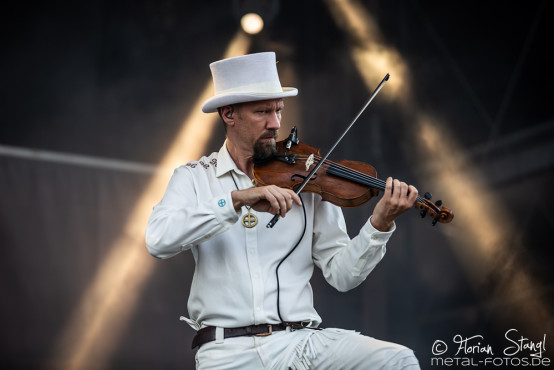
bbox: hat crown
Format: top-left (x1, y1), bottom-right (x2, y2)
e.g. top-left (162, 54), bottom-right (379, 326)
top-left (202, 52), bottom-right (298, 113)
top-left (211, 52), bottom-right (282, 94)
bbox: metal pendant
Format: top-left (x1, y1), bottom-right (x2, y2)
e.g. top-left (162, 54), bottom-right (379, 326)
top-left (241, 209), bottom-right (258, 228)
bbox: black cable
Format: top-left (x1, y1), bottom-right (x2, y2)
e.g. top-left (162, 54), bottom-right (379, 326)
top-left (230, 171), bottom-right (307, 322)
top-left (275, 194), bottom-right (307, 323)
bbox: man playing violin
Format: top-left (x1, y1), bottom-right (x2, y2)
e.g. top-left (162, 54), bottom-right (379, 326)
top-left (145, 52), bottom-right (420, 369)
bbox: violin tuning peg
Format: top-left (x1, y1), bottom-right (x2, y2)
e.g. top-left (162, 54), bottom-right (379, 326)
top-left (420, 210), bottom-right (428, 218)
top-left (435, 200), bottom-right (443, 207)
top-left (424, 192), bottom-right (432, 200)
top-left (432, 218), bottom-right (439, 226)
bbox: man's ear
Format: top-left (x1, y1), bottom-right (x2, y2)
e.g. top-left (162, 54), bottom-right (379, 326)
top-left (221, 105), bottom-right (235, 126)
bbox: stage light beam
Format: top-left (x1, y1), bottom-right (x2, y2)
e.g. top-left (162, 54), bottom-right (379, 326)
top-left (50, 30), bottom-right (251, 370)
top-left (324, 0), bottom-right (547, 333)
top-left (324, 0), bottom-right (409, 100)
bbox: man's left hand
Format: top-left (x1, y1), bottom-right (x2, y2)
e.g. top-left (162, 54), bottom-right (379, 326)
top-left (371, 177), bottom-right (418, 232)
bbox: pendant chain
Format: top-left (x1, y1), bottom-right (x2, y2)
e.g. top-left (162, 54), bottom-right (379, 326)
top-left (230, 173), bottom-right (258, 228)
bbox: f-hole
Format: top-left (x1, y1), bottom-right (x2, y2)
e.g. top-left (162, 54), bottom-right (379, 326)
top-left (291, 173), bottom-right (318, 182)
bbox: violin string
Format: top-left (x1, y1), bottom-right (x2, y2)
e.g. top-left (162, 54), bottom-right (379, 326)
top-left (326, 160), bottom-right (428, 204)
top-left (281, 152), bottom-right (448, 220)
top-left (295, 155), bottom-right (385, 190)
top-left (292, 154), bottom-right (386, 190)
top-left (323, 160), bottom-right (435, 209)
top-left (291, 155), bottom-right (441, 216)
top-left (291, 154), bottom-right (428, 204)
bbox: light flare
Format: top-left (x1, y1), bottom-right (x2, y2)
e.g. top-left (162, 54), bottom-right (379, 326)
top-left (50, 30), bottom-right (251, 370)
top-left (325, 0), bottom-right (546, 333)
top-left (324, 0), bottom-right (410, 98)
top-left (241, 13), bottom-right (264, 35)
top-left (416, 114), bottom-right (508, 277)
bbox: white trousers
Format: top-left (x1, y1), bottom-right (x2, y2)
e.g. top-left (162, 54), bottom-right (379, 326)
top-left (195, 327), bottom-right (421, 370)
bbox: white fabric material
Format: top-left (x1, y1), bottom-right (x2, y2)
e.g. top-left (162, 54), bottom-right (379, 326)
top-left (146, 142), bottom-right (394, 330)
top-left (215, 327), bottom-right (224, 344)
top-left (194, 328), bottom-right (420, 369)
top-left (202, 52), bottom-right (298, 113)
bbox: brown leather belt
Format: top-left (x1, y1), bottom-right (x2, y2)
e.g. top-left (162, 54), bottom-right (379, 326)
top-left (192, 322), bottom-right (309, 349)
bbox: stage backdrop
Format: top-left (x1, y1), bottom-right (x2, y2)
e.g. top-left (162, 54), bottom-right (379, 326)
top-left (1, 0), bottom-right (552, 369)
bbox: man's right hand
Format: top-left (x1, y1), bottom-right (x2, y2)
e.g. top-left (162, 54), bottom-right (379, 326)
top-left (231, 186), bottom-right (302, 218)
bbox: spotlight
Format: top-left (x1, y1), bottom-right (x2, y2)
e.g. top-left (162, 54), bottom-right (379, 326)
top-left (234, 0), bottom-right (279, 35)
top-left (241, 13), bottom-right (264, 34)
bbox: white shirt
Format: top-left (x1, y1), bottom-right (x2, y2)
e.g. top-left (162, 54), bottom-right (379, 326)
top-left (145, 142), bottom-right (395, 330)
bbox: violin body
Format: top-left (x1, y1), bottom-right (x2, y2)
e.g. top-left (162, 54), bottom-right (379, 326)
top-left (253, 131), bottom-right (454, 226)
top-left (253, 141), bottom-right (380, 208)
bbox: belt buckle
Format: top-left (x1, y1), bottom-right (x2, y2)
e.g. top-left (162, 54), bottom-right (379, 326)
top-left (254, 324), bottom-right (273, 336)
top-left (287, 322), bottom-right (304, 332)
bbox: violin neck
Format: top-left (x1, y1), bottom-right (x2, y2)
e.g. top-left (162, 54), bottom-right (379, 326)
top-left (327, 163), bottom-right (425, 203)
top-left (326, 163), bottom-right (386, 191)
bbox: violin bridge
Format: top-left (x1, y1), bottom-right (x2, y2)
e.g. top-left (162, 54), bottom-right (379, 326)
top-left (305, 154), bottom-right (314, 172)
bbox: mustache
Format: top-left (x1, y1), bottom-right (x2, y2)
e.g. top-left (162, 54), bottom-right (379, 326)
top-left (259, 130), bottom-right (278, 140)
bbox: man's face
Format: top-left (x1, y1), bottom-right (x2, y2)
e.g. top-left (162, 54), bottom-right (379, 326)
top-left (232, 99), bottom-right (283, 160)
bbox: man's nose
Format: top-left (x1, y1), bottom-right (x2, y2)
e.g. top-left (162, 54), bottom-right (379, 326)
top-left (266, 111), bottom-right (281, 129)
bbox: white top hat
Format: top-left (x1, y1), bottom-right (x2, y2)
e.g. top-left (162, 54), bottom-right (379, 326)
top-left (202, 52), bottom-right (298, 113)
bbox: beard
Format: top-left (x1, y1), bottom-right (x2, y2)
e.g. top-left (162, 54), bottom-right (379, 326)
top-left (253, 129), bottom-right (278, 161)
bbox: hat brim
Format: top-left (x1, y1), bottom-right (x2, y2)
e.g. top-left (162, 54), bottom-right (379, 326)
top-left (202, 87), bottom-right (298, 113)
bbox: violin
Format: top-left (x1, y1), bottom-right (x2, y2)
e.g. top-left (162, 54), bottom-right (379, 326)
top-left (253, 128), bottom-right (454, 226)
top-left (254, 74), bottom-right (453, 228)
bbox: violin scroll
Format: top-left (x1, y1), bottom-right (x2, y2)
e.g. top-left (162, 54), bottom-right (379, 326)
top-left (415, 192), bottom-right (454, 225)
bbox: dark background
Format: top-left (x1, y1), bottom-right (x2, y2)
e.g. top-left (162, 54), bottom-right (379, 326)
top-left (1, 0), bottom-right (553, 369)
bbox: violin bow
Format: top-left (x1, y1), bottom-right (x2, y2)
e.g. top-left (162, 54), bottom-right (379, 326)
top-left (267, 73), bottom-right (390, 228)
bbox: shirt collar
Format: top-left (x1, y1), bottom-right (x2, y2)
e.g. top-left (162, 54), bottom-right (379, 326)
top-left (216, 140), bottom-right (244, 178)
